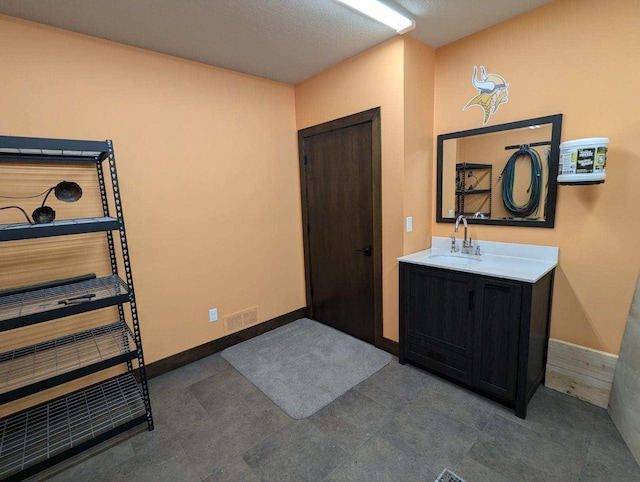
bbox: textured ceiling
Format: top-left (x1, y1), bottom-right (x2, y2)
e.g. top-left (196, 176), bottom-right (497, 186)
top-left (0, 0), bottom-right (555, 84)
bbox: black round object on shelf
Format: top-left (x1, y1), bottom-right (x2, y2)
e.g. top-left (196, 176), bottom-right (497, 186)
top-left (54, 181), bottom-right (82, 203)
top-left (32, 206), bottom-right (56, 224)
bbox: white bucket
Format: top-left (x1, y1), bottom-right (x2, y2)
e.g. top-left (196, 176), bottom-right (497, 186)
top-left (558, 137), bottom-right (609, 184)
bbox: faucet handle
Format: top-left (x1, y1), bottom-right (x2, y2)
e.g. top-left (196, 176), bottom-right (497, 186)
top-left (450, 234), bottom-right (457, 252)
top-left (475, 244), bottom-right (481, 256)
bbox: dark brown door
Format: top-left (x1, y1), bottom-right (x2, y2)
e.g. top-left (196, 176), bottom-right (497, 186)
top-left (298, 108), bottom-right (381, 346)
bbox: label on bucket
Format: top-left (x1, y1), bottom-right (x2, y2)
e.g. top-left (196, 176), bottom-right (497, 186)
top-left (576, 148), bottom-right (595, 173)
top-left (594, 147), bottom-right (607, 172)
top-left (560, 150), bottom-right (576, 175)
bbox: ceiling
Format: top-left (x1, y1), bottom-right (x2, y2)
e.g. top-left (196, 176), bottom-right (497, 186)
top-left (0, 0), bottom-right (555, 85)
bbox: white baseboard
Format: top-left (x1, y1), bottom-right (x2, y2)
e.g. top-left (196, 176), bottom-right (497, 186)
top-left (545, 338), bottom-right (618, 408)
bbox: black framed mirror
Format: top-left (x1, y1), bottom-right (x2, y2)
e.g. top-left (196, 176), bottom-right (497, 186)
top-left (436, 114), bottom-right (562, 228)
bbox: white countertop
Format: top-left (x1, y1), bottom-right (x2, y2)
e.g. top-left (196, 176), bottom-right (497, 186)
top-left (397, 237), bottom-right (559, 283)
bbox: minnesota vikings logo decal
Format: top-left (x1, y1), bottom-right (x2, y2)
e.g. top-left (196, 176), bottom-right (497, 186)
top-left (463, 66), bottom-right (509, 125)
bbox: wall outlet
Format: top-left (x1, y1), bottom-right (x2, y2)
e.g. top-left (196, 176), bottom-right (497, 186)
top-left (406, 216), bottom-right (413, 233)
top-left (209, 308), bottom-right (218, 322)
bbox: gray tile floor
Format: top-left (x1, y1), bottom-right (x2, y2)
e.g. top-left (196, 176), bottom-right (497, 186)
top-left (47, 354), bottom-right (640, 481)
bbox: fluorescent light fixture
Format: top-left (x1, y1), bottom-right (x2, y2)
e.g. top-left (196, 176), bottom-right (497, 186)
top-left (336, 0), bottom-right (416, 34)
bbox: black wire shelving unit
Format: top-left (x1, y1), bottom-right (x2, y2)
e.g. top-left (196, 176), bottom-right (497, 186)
top-left (455, 162), bottom-right (493, 217)
top-left (0, 136), bottom-right (153, 481)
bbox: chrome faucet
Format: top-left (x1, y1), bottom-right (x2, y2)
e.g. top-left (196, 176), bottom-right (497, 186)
top-left (454, 215), bottom-right (474, 254)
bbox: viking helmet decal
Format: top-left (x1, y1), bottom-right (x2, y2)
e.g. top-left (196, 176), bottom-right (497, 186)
top-left (463, 65), bottom-right (509, 124)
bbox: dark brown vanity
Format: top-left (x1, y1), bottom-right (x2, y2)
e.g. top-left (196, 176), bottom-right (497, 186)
top-left (399, 261), bottom-right (554, 418)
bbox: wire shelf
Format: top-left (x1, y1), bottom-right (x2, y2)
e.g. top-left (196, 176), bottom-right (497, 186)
top-left (0, 321), bottom-right (136, 404)
top-left (0, 276), bottom-right (130, 331)
top-left (0, 147), bottom-right (103, 156)
top-left (0, 217), bottom-right (120, 242)
top-left (0, 136), bottom-right (109, 164)
top-left (0, 373), bottom-right (146, 479)
top-left (455, 189), bottom-right (491, 195)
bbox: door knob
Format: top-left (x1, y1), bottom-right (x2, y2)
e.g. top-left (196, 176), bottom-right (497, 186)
top-left (356, 246), bottom-right (372, 256)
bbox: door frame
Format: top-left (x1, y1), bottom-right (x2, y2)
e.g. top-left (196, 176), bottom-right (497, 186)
top-left (297, 107), bottom-right (383, 348)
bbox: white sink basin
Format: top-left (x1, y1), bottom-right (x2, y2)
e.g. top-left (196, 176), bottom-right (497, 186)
top-left (428, 254), bottom-right (482, 265)
top-left (398, 237), bottom-right (559, 283)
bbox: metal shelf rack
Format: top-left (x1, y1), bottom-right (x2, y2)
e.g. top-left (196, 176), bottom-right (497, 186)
top-left (0, 135), bottom-right (153, 480)
top-left (455, 162), bottom-right (493, 218)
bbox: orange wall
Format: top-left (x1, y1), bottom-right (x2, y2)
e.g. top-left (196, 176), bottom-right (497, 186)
top-left (0, 15), bottom-right (306, 363)
top-left (404, 37), bottom-right (435, 254)
top-left (295, 37), bottom-right (435, 342)
top-left (433, 0), bottom-right (640, 354)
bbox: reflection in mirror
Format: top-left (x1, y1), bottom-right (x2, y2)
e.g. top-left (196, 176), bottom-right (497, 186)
top-left (437, 114), bottom-right (562, 228)
top-left (442, 125), bottom-right (552, 220)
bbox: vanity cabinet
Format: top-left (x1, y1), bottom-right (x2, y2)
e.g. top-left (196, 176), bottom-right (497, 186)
top-left (399, 262), bottom-right (554, 418)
